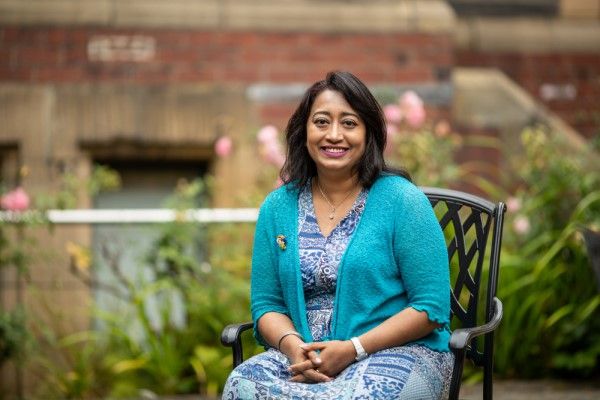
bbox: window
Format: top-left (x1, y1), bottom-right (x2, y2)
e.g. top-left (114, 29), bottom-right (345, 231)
top-left (91, 159), bottom-right (208, 335)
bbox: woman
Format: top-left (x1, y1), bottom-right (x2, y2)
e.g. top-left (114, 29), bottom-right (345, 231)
top-left (223, 71), bottom-right (452, 399)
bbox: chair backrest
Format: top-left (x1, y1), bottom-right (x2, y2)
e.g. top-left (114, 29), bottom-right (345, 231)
top-left (422, 187), bottom-right (506, 366)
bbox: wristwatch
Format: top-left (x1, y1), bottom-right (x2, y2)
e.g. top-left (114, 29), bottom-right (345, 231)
top-left (350, 337), bottom-right (368, 361)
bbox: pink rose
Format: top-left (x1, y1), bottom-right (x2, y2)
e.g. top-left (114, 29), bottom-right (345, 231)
top-left (405, 107), bottom-right (426, 128)
top-left (257, 125), bottom-right (279, 144)
top-left (0, 187), bottom-right (30, 211)
top-left (506, 197), bottom-right (522, 213)
top-left (383, 104), bottom-right (403, 124)
top-left (214, 136), bottom-right (233, 158)
top-left (400, 91), bottom-right (426, 128)
top-left (257, 125), bottom-right (286, 167)
top-left (400, 90), bottom-right (423, 109)
top-left (262, 141), bottom-right (286, 168)
top-left (513, 215), bottom-right (531, 235)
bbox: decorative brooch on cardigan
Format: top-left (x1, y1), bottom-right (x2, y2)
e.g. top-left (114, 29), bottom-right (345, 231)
top-left (276, 235), bottom-right (287, 250)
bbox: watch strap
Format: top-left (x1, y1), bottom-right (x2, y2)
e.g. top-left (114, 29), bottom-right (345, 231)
top-left (350, 337), bottom-right (368, 361)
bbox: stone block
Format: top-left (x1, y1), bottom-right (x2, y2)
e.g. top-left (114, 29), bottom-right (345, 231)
top-left (560, 0), bottom-right (600, 19)
top-left (0, 0), bottom-right (455, 33)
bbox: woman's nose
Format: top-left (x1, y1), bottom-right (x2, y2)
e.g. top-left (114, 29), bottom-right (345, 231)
top-left (326, 122), bottom-right (342, 141)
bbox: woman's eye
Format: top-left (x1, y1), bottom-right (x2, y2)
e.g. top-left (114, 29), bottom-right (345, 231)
top-left (343, 120), bottom-right (358, 128)
top-left (314, 119), bottom-right (329, 126)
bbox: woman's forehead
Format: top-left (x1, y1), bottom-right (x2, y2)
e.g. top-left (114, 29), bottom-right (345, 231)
top-left (310, 90), bottom-right (357, 115)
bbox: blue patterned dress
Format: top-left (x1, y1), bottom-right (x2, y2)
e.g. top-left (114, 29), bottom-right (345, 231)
top-left (223, 182), bottom-right (453, 399)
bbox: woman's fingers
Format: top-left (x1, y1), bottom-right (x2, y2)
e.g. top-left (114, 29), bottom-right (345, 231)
top-left (299, 343), bottom-right (325, 367)
top-left (289, 342), bottom-right (346, 383)
top-left (306, 350), bottom-right (322, 366)
top-left (288, 359), bottom-right (314, 375)
top-left (289, 368), bottom-right (331, 383)
top-left (300, 342), bottom-right (327, 352)
top-left (303, 368), bottom-right (332, 383)
top-left (290, 374), bottom-right (307, 383)
top-left (288, 351), bottom-right (331, 383)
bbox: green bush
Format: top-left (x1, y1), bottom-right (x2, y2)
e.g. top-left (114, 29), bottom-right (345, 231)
top-left (494, 125), bottom-right (600, 378)
top-left (39, 178), bottom-right (259, 398)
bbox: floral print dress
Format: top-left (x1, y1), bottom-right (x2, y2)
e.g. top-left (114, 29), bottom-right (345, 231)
top-left (222, 182), bottom-right (453, 399)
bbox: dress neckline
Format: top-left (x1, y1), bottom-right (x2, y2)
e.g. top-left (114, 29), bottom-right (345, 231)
top-left (305, 179), bottom-right (367, 239)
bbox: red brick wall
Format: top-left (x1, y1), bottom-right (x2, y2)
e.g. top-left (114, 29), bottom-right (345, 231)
top-left (0, 27), bottom-right (452, 85)
top-left (457, 50), bottom-right (600, 139)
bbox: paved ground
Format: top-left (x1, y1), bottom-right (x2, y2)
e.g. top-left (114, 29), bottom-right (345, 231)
top-left (460, 380), bottom-right (600, 400)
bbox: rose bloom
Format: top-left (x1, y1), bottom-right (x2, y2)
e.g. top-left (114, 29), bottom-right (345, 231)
top-left (513, 215), bottom-right (531, 235)
top-left (383, 104), bottom-right (403, 124)
top-left (214, 136), bottom-right (233, 157)
top-left (259, 141), bottom-right (285, 168)
top-left (400, 91), bottom-right (426, 128)
top-left (506, 197), bottom-right (522, 213)
top-left (0, 187), bottom-right (30, 211)
top-left (257, 125), bottom-right (279, 144)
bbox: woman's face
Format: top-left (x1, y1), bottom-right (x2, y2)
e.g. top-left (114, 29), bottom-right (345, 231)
top-left (306, 89), bottom-right (366, 178)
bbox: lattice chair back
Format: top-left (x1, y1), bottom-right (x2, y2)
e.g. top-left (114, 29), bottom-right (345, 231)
top-left (422, 187), bottom-right (506, 400)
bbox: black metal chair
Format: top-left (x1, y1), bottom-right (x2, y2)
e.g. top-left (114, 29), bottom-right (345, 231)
top-left (221, 187), bottom-right (506, 400)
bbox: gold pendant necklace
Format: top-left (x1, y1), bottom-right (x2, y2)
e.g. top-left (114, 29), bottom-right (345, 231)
top-left (316, 179), bottom-right (357, 220)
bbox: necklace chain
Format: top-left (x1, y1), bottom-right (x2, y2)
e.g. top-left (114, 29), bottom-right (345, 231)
top-left (316, 179), bottom-right (357, 220)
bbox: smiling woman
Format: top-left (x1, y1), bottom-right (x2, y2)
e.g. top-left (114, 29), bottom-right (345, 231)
top-left (305, 90), bottom-right (366, 234)
top-left (222, 71), bottom-right (453, 399)
top-left (306, 90), bottom-right (366, 176)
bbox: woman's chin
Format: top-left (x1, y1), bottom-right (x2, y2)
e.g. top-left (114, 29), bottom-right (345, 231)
top-left (316, 162), bottom-right (356, 176)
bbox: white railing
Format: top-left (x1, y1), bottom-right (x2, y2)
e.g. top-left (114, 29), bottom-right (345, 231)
top-left (0, 208), bottom-right (260, 224)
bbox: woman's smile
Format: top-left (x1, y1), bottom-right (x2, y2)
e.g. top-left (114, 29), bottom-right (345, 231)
top-left (320, 146), bottom-right (349, 158)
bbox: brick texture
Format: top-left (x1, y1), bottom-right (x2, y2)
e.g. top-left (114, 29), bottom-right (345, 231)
top-left (0, 27), bottom-right (452, 85)
top-left (457, 50), bottom-right (600, 139)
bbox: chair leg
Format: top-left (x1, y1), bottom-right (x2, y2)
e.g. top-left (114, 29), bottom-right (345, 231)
top-left (448, 350), bottom-right (465, 400)
top-left (483, 334), bottom-right (495, 400)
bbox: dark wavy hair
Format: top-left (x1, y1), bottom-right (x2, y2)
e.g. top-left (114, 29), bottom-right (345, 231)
top-left (280, 71), bottom-right (410, 188)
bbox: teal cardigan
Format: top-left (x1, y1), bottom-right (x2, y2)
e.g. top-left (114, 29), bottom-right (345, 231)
top-left (250, 175), bottom-right (451, 352)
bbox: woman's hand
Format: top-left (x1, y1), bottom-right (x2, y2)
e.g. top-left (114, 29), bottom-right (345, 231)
top-left (296, 340), bottom-right (356, 378)
top-left (288, 347), bottom-right (331, 383)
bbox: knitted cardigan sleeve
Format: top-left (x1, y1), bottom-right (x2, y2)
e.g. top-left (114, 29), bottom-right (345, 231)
top-left (250, 193), bottom-right (289, 346)
top-left (393, 185), bottom-right (451, 326)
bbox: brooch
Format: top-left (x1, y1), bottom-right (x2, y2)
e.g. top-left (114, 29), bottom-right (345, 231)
top-left (276, 235), bottom-right (287, 250)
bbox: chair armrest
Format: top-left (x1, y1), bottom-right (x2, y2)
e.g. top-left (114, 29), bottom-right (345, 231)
top-left (450, 297), bottom-right (503, 351)
top-left (221, 321), bottom-right (254, 346)
top-left (221, 321), bottom-right (254, 367)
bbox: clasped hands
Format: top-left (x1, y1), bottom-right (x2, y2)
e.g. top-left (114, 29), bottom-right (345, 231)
top-left (288, 340), bottom-right (356, 383)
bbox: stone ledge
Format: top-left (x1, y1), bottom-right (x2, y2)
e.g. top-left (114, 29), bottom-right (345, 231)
top-left (452, 67), bottom-right (587, 149)
top-left (455, 17), bottom-right (600, 53)
top-left (247, 82), bottom-right (453, 106)
top-left (0, 0), bottom-right (455, 33)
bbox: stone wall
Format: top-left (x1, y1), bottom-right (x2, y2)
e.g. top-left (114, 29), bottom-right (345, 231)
top-left (456, 50), bottom-right (600, 139)
top-left (454, 14), bottom-right (600, 139)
